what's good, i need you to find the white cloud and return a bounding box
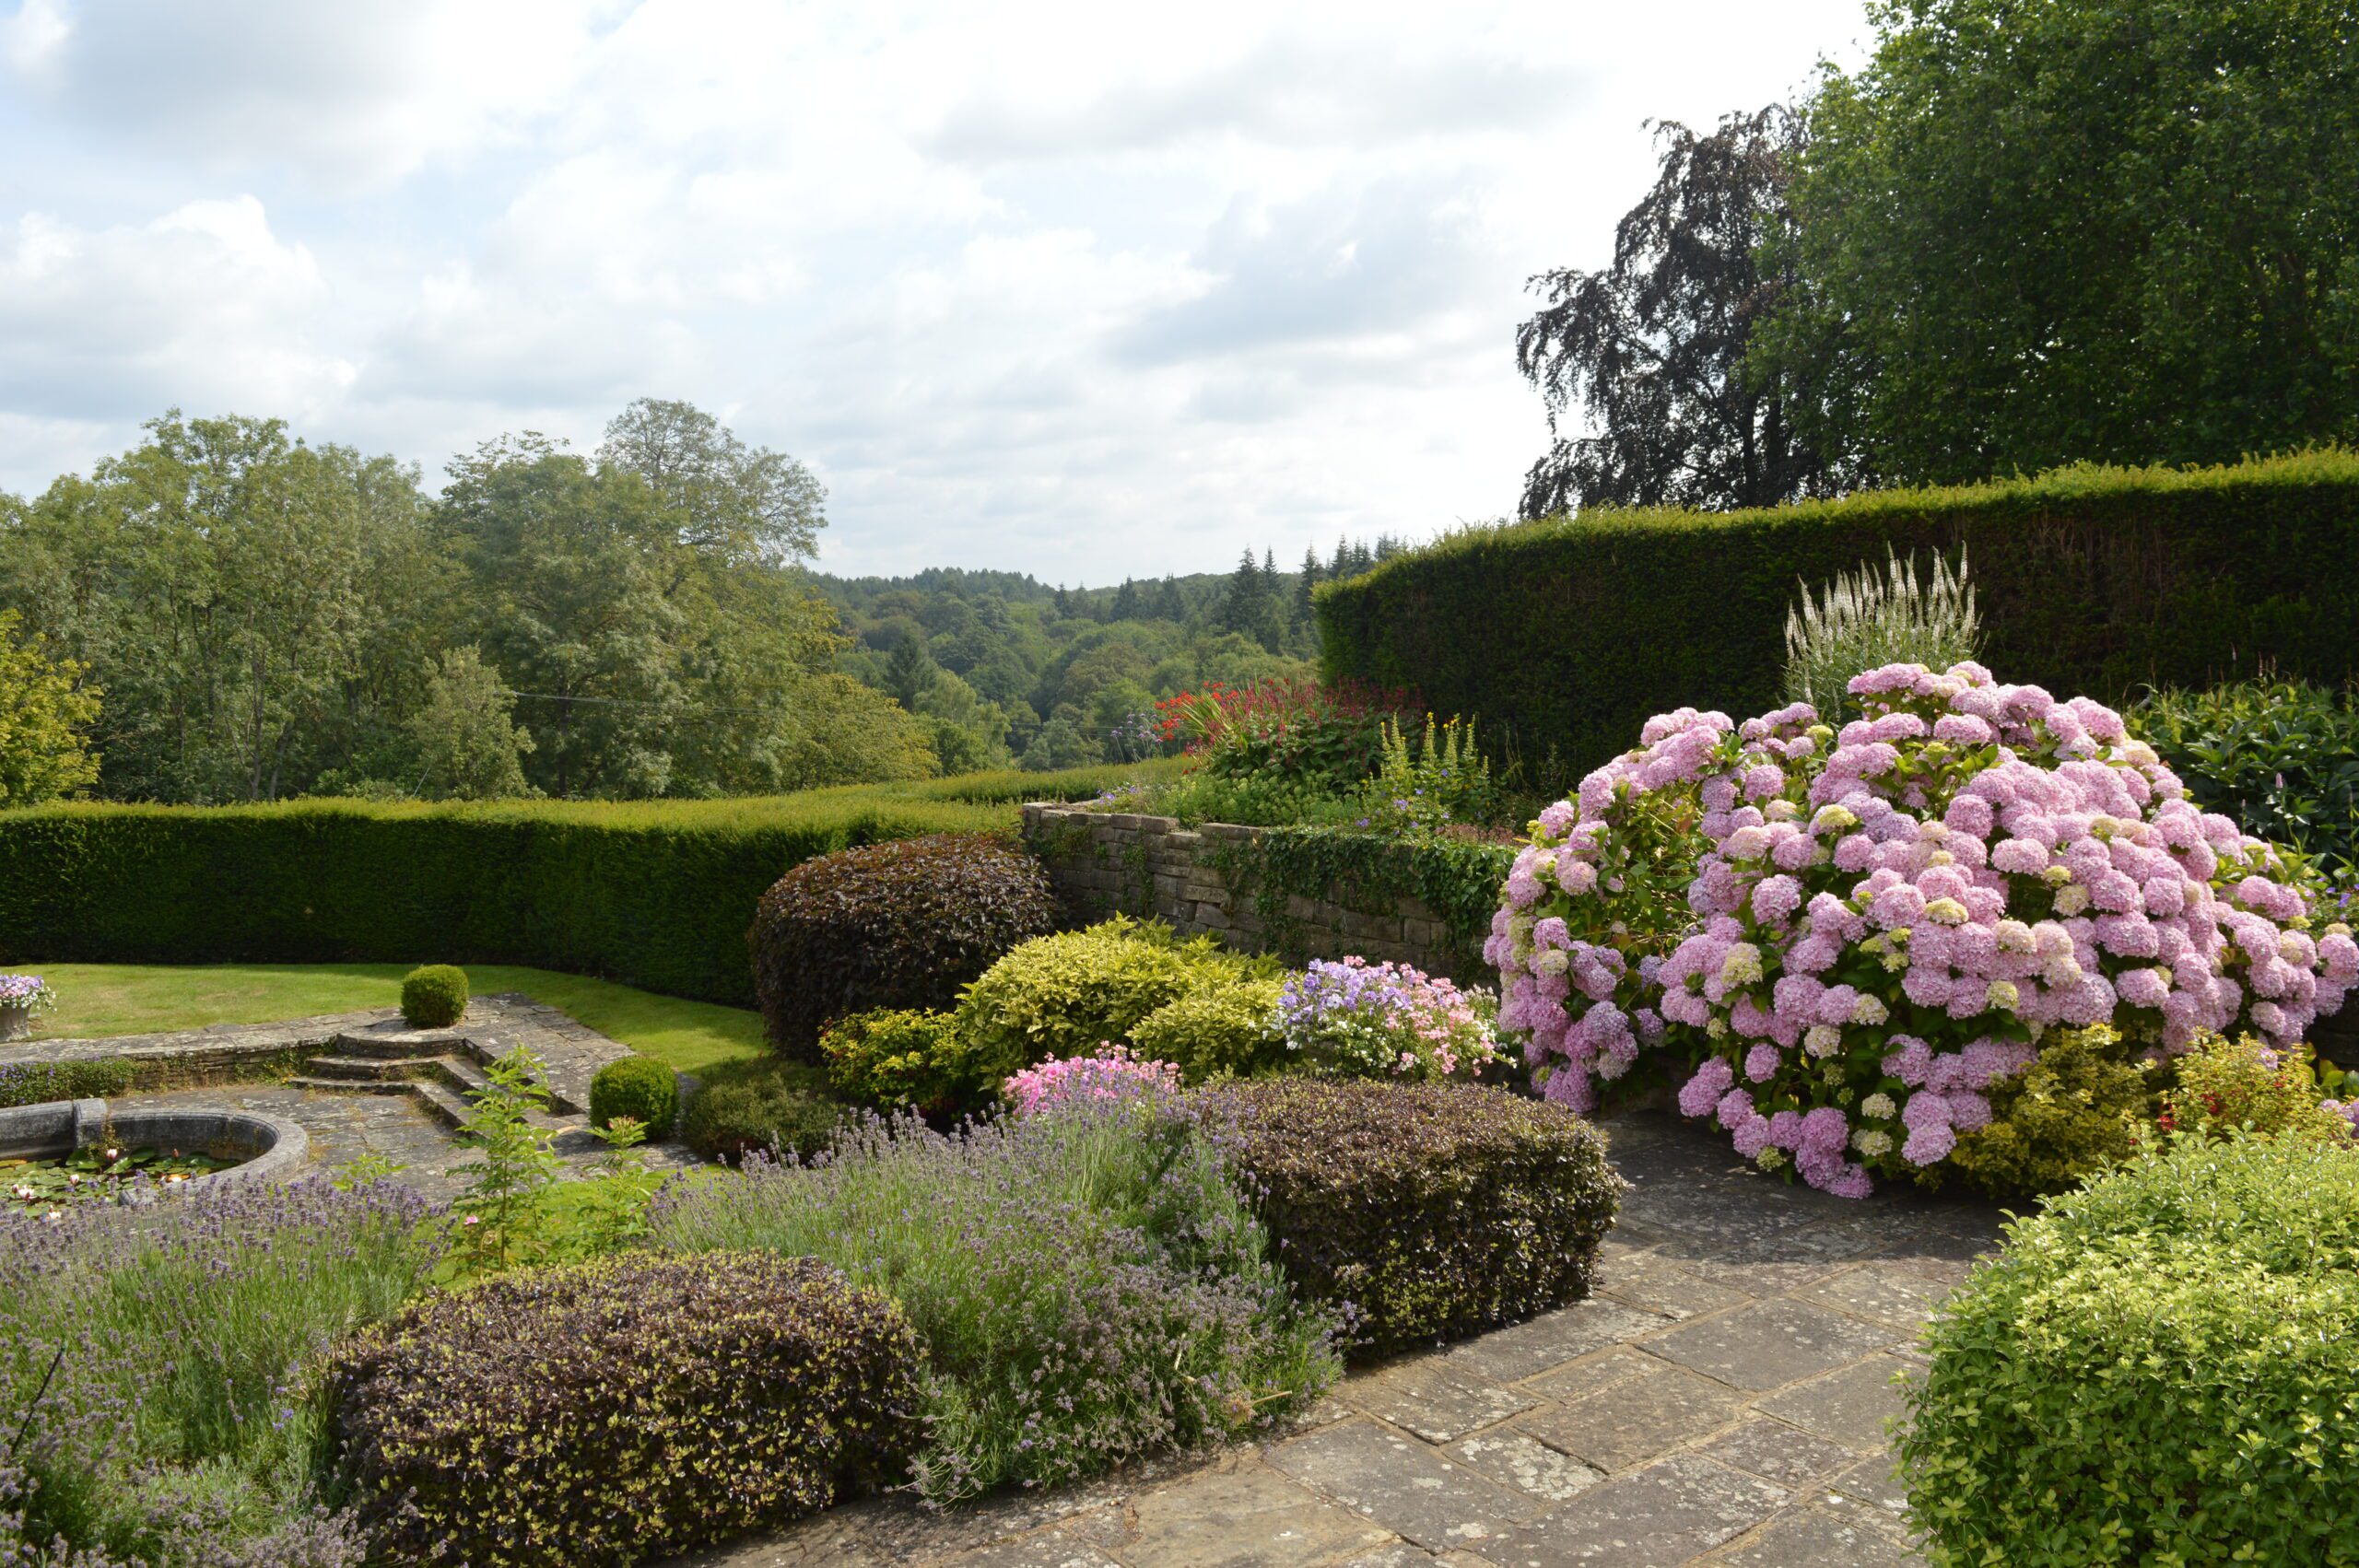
[0,196,353,422]
[0,0,1872,578]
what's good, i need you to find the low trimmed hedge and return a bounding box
[1318,450,2359,779]
[750,835,1057,1059]
[1197,1078,1619,1355]
[589,1055,678,1134]
[954,918,1267,1088]
[327,1251,922,1567]
[399,965,468,1028]
[680,1058,846,1164]
[0,1058,130,1108]
[1900,1135,2359,1565]
[0,763,1158,1007]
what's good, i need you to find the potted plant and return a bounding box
[0,975,56,1043]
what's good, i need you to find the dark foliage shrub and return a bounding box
[588,1055,677,1133]
[0,762,1146,1009]
[1318,451,2359,782]
[954,916,1264,1086]
[1198,1078,1619,1356]
[820,1008,977,1111]
[680,1057,846,1163]
[1945,1025,2154,1199]
[328,1251,922,1567]
[1901,1135,2359,1565]
[750,834,1058,1059]
[398,965,467,1028]
[2130,678,2359,881]
[0,1056,131,1108]
[651,1101,1339,1505]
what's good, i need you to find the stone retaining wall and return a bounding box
[1020,803,1481,978]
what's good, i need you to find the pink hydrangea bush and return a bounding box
[1489,661,2359,1197]
[1002,1046,1183,1117]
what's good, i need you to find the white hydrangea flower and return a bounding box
[1851,995,1889,1026]
[1860,1092,1897,1120]
[1804,1024,1843,1058]
[1853,1129,1894,1158]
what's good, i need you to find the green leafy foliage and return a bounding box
[953,917,1263,1086]
[1900,1136,2359,1566]
[1945,1025,2154,1199]
[1782,547,1980,725]
[1214,826,1516,969]
[398,964,468,1028]
[1359,713,1499,834]
[0,1056,130,1108]
[588,1054,678,1133]
[448,1049,563,1277]
[1130,977,1287,1082]
[2130,679,2359,882]
[680,1056,846,1164]
[2162,1032,2353,1146]
[1162,677,1413,791]
[1762,0,2359,486]
[749,833,1059,1059]
[651,1103,1340,1505]
[327,1251,924,1568]
[0,763,1141,1007]
[1196,1078,1619,1356]
[819,1008,975,1112]
[0,607,100,806]
[1318,451,2359,783]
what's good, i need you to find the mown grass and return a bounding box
[19,962,769,1075]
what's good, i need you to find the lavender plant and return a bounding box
[651,1101,1340,1504]
[0,1179,440,1566]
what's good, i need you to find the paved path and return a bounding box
[674,1109,2001,1568]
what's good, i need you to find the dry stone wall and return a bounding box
[1020,803,1481,979]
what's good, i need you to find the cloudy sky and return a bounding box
[0,0,1869,581]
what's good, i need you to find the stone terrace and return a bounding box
[674,1110,1999,1568]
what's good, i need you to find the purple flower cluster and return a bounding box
[1276,955,1503,1080]
[1003,1046,1183,1116]
[1491,661,2359,1196]
[0,976,53,1013]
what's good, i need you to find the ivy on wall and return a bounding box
[1205,825,1512,967]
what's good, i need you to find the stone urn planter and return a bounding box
[0,1001,30,1044]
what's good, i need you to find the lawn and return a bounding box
[18,963,769,1076]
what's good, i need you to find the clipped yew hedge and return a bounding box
[1316,451,2359,779]
[0,763,1169,1007]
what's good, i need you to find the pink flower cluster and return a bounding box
[1002,1045,1183,1117]
[1489,661,2359,1197]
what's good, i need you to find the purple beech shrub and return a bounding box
[1001,1045,1182,1117]
[1275,956,1504,1081]
[650,1100,1340,1505]
[0,1178,439,1567]
[1491,661,2359,1197]
[327,1252,921,1568]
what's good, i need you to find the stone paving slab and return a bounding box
[671,1108,1995,1567]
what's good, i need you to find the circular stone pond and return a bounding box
[0,1098,309,1207]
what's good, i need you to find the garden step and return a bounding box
[299,1053,426,1083]
[408,1079,476,1129]
[423,1055,492,1097]
[330,1024,473,1060]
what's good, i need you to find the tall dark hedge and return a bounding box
[750,834,1059,1059]
[0,764,1161,1007]
[1316,451,2359,783]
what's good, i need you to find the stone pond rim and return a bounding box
[0,1099,311,1192]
